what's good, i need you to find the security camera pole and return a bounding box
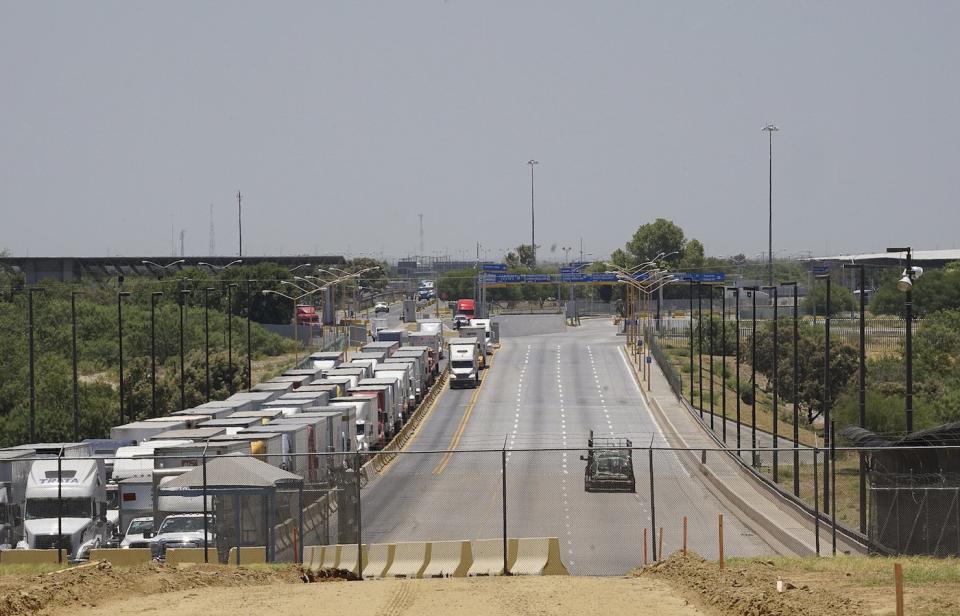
[887,246,914,433]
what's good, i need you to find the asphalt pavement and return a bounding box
[358,316,775,575]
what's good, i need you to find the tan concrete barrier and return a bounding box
[390,542,431,578]
[89,548,152,566]
[467,538,517,576]
[363,543,395,579]
[0,549,61,565]
[226,546,267,565]
[336,544,367,576]
[510,537,569,575]
[165,547,215,564]
[421,540,471,578]
[303,545,325,573]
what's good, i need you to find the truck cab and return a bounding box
[448,337,482,389]
[20,458,110,560]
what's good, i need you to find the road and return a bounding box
[358,316,774,575]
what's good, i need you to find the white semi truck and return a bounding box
[448,337,482,389]
[20,458,110,561]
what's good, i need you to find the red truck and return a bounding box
[296,305,321,325]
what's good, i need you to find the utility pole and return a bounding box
[179,229,186,258]
[528,159,538,266]
[419,213,424,257]
[237,190,243,257]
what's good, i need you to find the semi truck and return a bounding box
[448,337,482,389]
[20,458,111,561]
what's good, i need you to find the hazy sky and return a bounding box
[2,2,958,262]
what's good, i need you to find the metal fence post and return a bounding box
[57,450,63,564]
[831,420,837,556]
[502,445,509,575]
[813,446,820,556]
[648,446,657,561]
[355,449,363,579]
[202,451,209,563]
[298,484,305,565]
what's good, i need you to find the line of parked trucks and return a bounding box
[0,330,444,563]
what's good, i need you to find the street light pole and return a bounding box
[227,283,238,394]
[762,124,779,287]
[27,287,44,443]
[179,288,192,410]
[151,291,163,417]
[71,291,80,441]
[816,273,832,512]
[763,285,780,483]
[781,281,799,496]
[843,262,866,529]
[117,290,131,424]
[891,247,916,434]
[246,280,253,390]
[528,159,538,266]
[203,287,214,402]
[689,280,695,403]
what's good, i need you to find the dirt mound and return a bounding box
[0,561,306,616]
[633,552,866,616]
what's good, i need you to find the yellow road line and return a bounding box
[432,350,496,475]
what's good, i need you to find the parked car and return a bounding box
[374,302,390,314]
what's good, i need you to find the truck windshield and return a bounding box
[126,518,154,535]
[158,515,213,534]
[451,360,474,370]
[25,498,92,519]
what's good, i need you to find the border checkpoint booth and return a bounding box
[158,455,304,564]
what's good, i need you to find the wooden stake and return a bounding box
[895,563,904,616]
[682,516,687,555]
[718,514,725,570]
[643,528,649,565]
[658,527,664,561]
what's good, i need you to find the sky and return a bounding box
[2,1,958,263]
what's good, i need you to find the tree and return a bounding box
[625,219,686,265]
[745,319,858,423]
[437,269,476,301]
[679,239,705,269]
[803,280,856,316]
[505,245,536,269]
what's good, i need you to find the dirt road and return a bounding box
[48,576,702,616]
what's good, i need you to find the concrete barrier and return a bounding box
[363,543,395,579]
[89,548,152,566]
[304,545,324,573]
[510,537,569,575]
[226,546,267,565]
[390,542,431,578]
[165,548,215,564]
[0,549,61,565]
[421,540,471,578]
[467,538,517,576]
[336,544,367,576]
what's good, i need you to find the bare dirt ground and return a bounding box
[3,553,957,616]
[637,552,960,616]
[1,562,702,616]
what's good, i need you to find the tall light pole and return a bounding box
[528,159,538,266]
[762,124,779,287]
[888,247,919,434]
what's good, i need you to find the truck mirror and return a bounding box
[579,455,587,461]
[143,531,156,539]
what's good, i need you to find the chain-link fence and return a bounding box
[6,444,956,570]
